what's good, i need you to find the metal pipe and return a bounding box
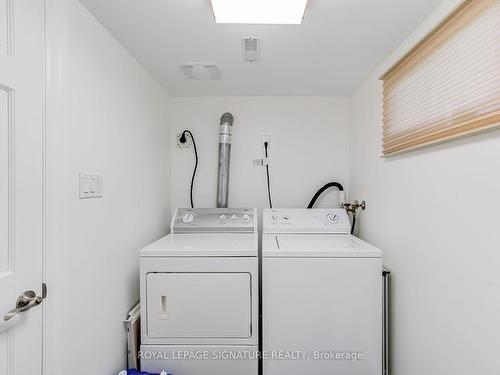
[216,113,233,208]
[382,267,391,375]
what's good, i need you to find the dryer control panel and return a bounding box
[263,208,350,234]
[172,208,257,234]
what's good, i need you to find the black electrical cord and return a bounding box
[307,182,344,208]
[351,214,356,234]
[180,130,198,208]
[264,141,273,208]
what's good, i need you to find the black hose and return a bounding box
[351,214,356,234]
[181,130,198,209]
[264,142,273,208]
[307,182,344,208]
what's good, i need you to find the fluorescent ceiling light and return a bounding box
[211,0,308,24]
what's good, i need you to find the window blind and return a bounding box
[381,0,500,156]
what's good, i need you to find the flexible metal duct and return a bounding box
[216,113,233,208]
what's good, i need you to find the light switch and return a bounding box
[79,173,103,199]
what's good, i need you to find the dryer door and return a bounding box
[146,272,252,339]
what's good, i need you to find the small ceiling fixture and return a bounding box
[211,0,308,24]
[242,38,260,63]
[179,63,222,80]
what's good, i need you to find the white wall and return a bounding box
[170,97,351,212]
[349,1,500,374]
[44,1,171,374]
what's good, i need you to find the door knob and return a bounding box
[3,283,47,321]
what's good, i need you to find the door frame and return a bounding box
[41,0,47,373]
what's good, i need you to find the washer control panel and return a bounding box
[172,208,256,234]
[263,208,350,234]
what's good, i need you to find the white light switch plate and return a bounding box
[79,173,103,199]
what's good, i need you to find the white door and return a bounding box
[146,273,252,339]
[0,0,45,374]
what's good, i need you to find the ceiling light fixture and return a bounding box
[211,0,308,24]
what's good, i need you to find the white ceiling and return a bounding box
[79,0,443,97]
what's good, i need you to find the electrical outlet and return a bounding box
[253,158,268,166]
[262,134,270,146]
[176,133,193,149]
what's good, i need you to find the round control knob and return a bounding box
[242,214,250,221]
[327,213,339,223]
[219,214,227,220]
[182,213,195,224]
[231,214,238,220]
[271,215,279,221]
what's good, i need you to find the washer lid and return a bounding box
[140,234,258,257]
[263,234,382,258]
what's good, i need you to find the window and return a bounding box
[381,0,500,156]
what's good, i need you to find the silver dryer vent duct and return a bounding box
[216,113,234,208]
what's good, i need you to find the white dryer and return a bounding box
[140,208,259,375]
[262,208,382,375]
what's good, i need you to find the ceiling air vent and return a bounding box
[179,63,222,80]
[242,38,260,63]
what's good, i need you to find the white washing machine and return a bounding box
[140,208,259,375]
[262,208,382,375]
